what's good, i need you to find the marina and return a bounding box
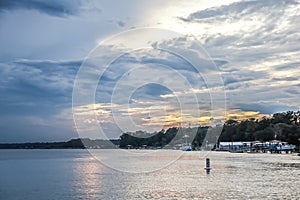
[217,140,296,154]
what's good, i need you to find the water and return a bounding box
[0,149,299,199]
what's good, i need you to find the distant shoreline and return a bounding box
[0,138,120,149]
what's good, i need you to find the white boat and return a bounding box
[276,144,295,151]
[181,145,192,151]
[181,134,192,151]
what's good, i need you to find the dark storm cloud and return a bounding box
[0,59,82,142]
[130,83,172,100]
[0,59,81,116]
[0,0,82,17]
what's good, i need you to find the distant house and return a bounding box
[219,141,254,151]
[218,140,295,153]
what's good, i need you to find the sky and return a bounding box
[0,0,300,142]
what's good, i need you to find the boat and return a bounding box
[270,142,295,153]
[181,134,192,151]
[181,145,192,151]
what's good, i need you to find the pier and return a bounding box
[217,140,296,154]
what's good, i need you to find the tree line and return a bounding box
[119,126,209,148]
[1,111,299,149]
[219,111,300,145]
[119,111,300,148]
[0,138,120,149]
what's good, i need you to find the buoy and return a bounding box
[205,158,211,175]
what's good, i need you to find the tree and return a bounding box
[254,128,274,141]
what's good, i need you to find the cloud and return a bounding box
[130,83,172,100]
[175,0,300,117]
[180,0,299,53]
[1,0,299,142]
[0,115,76,143]
[0,59,82,142]
[183,0,298,21]
[92,47,213,106]
[0,59,81,115]
[226,109,269,120]
[72,43,225,135]
[237,103,299,114]
[0,0,83,17]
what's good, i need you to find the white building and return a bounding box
[219,141,254,151]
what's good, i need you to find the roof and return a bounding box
[219,142,251,146]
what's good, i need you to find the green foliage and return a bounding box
[119,126,210,149]
[220,110,300,144]
[118,111,300,148]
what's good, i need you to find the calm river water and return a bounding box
[0,149,299,199]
